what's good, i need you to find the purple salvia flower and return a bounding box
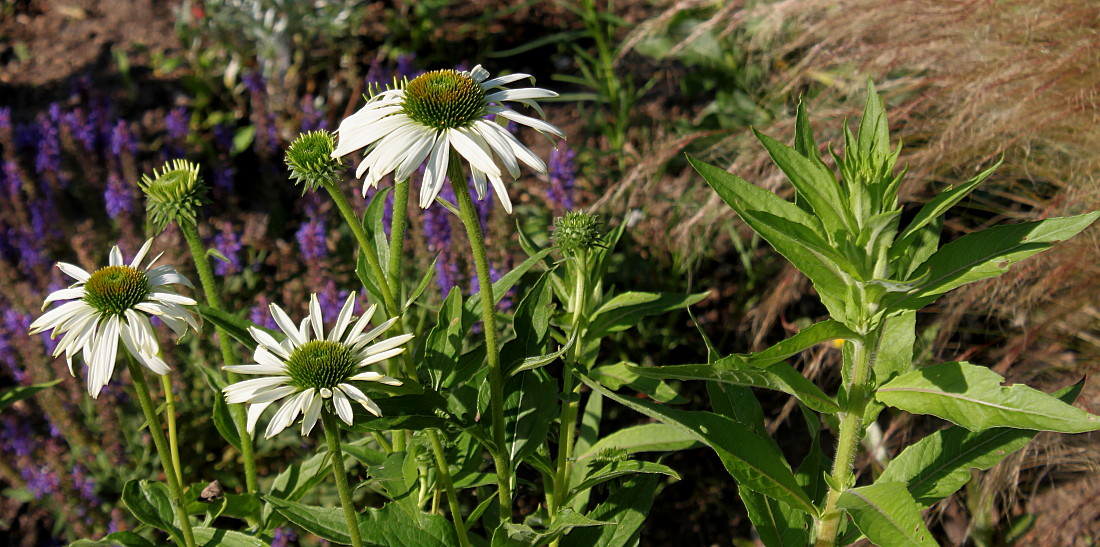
[271,527,298,547]
[110,120,137,158]
[2,160,21,198]
[0,107,10,133]
[1,415,34,456]
[243,71,265,95]
[547,144,576,211]
[0,308,28,383]
[317,281,349,320]
[34,105,62,175]
[423,191,458,294]
[71,465,100,504]
[364,57,391,94]
[296,217,327,262]
[63,108,97,152]
[166,107,190,141]
[21,465,60,499]
[250,296,280,332]
[212,224,243,276]
[14,122,38,151]
[470,178,493,230]
[104,173,136,219]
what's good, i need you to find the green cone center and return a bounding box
[402,70,487,130]
[285,340,358,390]
[83,266,150,316]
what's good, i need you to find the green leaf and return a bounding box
[501,272,555,375]
[886,211,1100,311]
[879,381,1083,507]
[564,475,659,547]
[0,379,62,413]
[232,125,255,155]
[503,368,559,467]
[363,186,392,275]
[891,159,1001,260]
[587,290,708,339]
[576,423,699,462]
[753,128,854,237]
[212,392,242,452]
[740,490,811,547]
[464,249,552,330]
[578,370,816,515]
[122,480,182,545]
[837,482,937,546]
[198,305,280,352]
[263,496,351,544]
[404,254,438,312]
[625,361,839,414]
[745,320,859,369]
[589,362,687,404]
[492,508,608,547]
[70,531,157,547]
[193,528,269,547]
[876,361,1100,433]
[567,460,679,503]
[358,502,457,547]
[689,155,856,323]
[424,288,465,390]
[872,311,915,386]
[346,392,452,432]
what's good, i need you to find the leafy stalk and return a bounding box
[124,354,196,547]
[179,220,258,494]
[322,410,363,547]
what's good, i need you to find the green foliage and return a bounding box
[0,379,62,414]
[836,482,936,546]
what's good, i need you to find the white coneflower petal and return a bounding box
[222,293,409,439]
[334,64,563,213]
[246,401,274,434]
[30,239,197,399]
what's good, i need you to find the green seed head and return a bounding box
[139,159,209,232]
[83,266,151,316]
[401,69,487,130]
[285,340,358,391]
[552,211,604,257]
[286,130,343,193]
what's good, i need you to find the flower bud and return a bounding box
[139,159,209,231]
[285,130,343,193]
[552,211,603,257]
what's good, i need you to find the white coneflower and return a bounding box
[223,293,409,439]
[29,239,200,398]
[332,64,564,214]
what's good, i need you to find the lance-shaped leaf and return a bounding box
[565,475,659,547]
[576,423,699,462]
[424,288,465,390]
[837,481,937,546]
[578,370,816,515]
[890,159,1001,264]
[500,272,555,375]
[879,382,1083,507]
[744,320,859,368]
[0,379,61,413]
[624,361,838,413]
[192,529,269,547]
[754,129,855,237]
[463,248,552,331]
[503,368,559,468]
[740,490,811,547]
[492,509,609,547]
[566,460,680,503]
[587,290,708,340]
[876,362,1100,433]
[589,362,686,404]
[689,155,857,323]
[885,211,1100,311]
[70,532,157,547]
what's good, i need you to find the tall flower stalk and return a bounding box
[139,160,259,494]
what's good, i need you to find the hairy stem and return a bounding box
[179,220,258,494]
[428,430,472,547]
[159,373,183,487]
[125,355,196,547]
[452,168,512,523]
[322,411,363,547]
[323,181,398,317]
[549,251,588,530]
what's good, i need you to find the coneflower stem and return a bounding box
[549,250,587,534]
[179,220,259,495]
[125,354,196,547]
[322,411,363,547]
[159,374,183,487]
[323,181,399,318]
[452,168,512,523]
[428,429,471,547]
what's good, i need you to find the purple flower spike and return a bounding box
[110,120,137,158]
[271,527,298,547]
[212,224,243,276]
[296,217,327,262]
[166,107,190,141]
[104,173,136,219]
[547,143,576,211]
[34,105,62,175]
[63,108,97,152]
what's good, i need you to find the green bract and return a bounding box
[139,159,209,231]
[553,211,603,257]
[286,130,344,192]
